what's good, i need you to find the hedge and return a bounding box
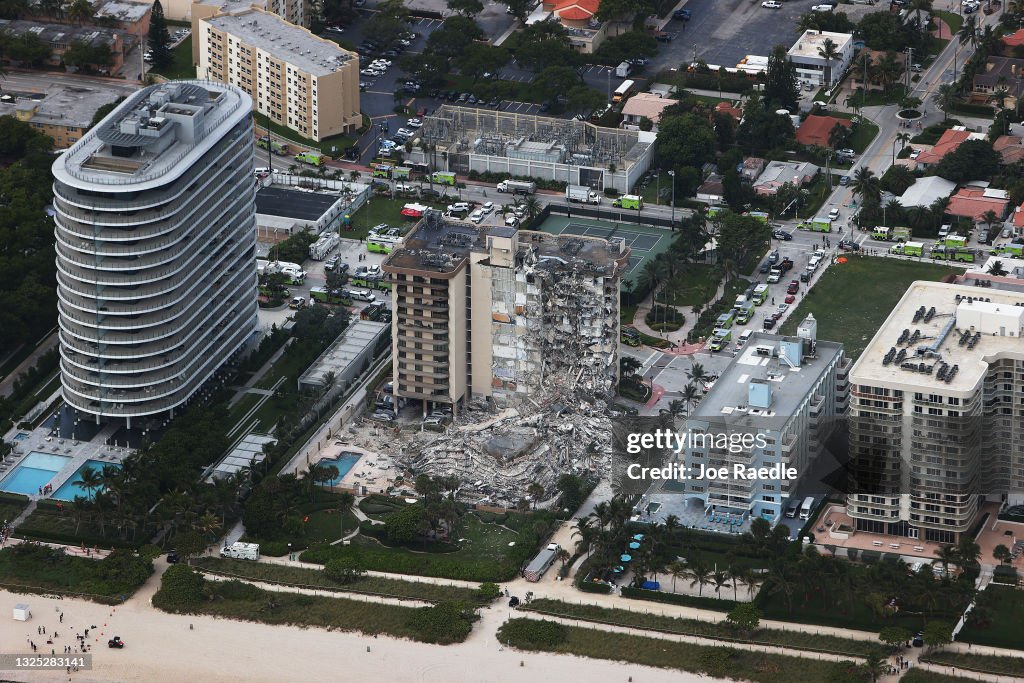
[467,170,567,192]
[621,586,737,612]
[577,580,613,594]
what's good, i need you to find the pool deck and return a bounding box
[0,419,132,503]
[282,439,400,495]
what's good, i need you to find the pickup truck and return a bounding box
[767,268,782,283]
[778,257,794,273]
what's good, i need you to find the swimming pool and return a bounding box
[0,452,72,495]
[316,452,361,486]
[52,460,122,501]
[13,433,29,441]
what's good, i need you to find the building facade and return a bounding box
[787,30,854,88]
[847,281,1024,544]
[197,7,360,141]
[382,214,629,412]
[674,321,849,521]
[51,81,258,426]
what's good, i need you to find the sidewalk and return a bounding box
[630,276,728,353]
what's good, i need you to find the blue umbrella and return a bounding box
[620,554,632,562]
[613,566,624,573]
[629,542,641,550]
[633,534,645,541]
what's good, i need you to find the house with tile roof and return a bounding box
[753,160,819,196]
[542,0,625,53]
[946,185,1010,222]
[971,56,1024,110]
[795,114,852,148]
[914,127,986,168]
[620,93,677,131]
[994,134,1024,165]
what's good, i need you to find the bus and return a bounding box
[612,79,636,104]
[367,234,403,254]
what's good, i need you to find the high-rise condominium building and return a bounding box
[848,281,1024,543]
[197,7,361,142]
[52,81,258,427]
[381,214,630,412]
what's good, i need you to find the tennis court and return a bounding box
[538,215,671,284]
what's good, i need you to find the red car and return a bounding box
[785,294,796,304]
[787,280,800,295]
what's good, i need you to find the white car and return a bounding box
[407,118,422,128]
[482,201,494,213]
[469,209,485,223]
[379,139,397,150]
[371,59,392,67]
[910,149,921,160]
[396,127,415,137]
[811,3,834,10]
[828,208,840,221]
[448,202,471,213]
[361,68,382,77]
[761,1,781,8]
[394,182,414,192]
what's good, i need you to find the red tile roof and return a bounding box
[794,115,852,148]
[946,187,1010,221]
[1013,203,1024,228]
[1003,28,1024,48]
[554,0,598,20]
[714,101,742,120]
[915,128,972,165]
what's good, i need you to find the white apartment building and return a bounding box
[197,7,361,142]
[848,281,1024,543]
[788,30,854,88]
[51,81,258,426]
[675,319,850,521]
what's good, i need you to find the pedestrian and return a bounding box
[771,297,775,304]
[59,612,63,623]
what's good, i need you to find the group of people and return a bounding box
[26,609,95,667]
[37,483,53,496]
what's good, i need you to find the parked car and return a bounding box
[407,117,422,128]
[787,280,800,295]
[910,148,921,160]
[767,250,780,265]
[421,187,441,198]
[784,294,796,304]
[763,316,776,329]
[773,230,793,241]
[838,239,861,251]
[761,1,781,7]
[828,208,840,221]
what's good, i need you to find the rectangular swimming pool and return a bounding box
[316,452,361,486]
[52,460,122,501]
[0,452,72,496]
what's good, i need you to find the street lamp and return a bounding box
[667,170,676,230]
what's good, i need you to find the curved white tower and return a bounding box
[52,81,257,426]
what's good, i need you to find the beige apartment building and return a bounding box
[190,0,309,62]
[382,214,630,412]
[848,281,1024,544]
[197,7,360,141]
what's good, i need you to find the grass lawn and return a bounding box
[779,256,961,359]
[661,263,721,307]
[151,36,195,81]
[302,511,536,582]
[252,111,355,157]
[344,196,451,241]
[851,85,907,108]
[524,598,886,658]
[301,507,361,545]
[497,619,870,682]
[849,119,880,154]
[921,650,1024,677]
[902,671,972,683]
[933,10,963,36]
[14,501,141,548]
[957,585,1024,649]
[0,544,151,603]
[0,493,29,523]
[193,556,482,602]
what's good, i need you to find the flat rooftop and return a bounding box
[0,83,126,130]
[207,433,275,481]
[256,185,343,221]
[206,9,355,77]
[853,280,1024,394]
[298,319,389,388]
[0,19,126,48]
[95,0,150,23]
[694,332,844,425]
[383,215,629,277]
[788,30,853,60]
[52,81,251,191]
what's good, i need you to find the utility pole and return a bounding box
[668,169,676,230]
[904,47,914,91]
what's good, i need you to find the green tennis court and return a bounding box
[538,215,671,284]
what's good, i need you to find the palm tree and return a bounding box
[726,564,745,602]
[909,0,932,30]
[66,0,94,24]
[932,544,959,576]
[742,568,761,600]
[981,210,999,234]
[852,167,882,207]
[930,196,951,228]
[572,517,596,557]
[861,655,888,682]
[686,362,708,385]
[686,561,713,596]
[958,15,979,51]
[666,399,687,420]
[681,382,699,415]
[522,196,541,224]
[893,131,911,163]
[876,51,902,93]
[619,355,642,378]
[712,570,729,598]
[668,560,687,593]
[957,537,981,568]
[988,260,1008,276]
[817,38,841,88]
[74,466,102,501]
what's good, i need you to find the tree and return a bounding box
[505,0,532,21]
[935,139,1001,183]
[154,565,206,609]
[425,15,483,59]
[763,45,799,111]
[933,83,957,122]
[654,113,716,171]
[506,22,578,72]
[533,65,583,104]
[993,543,1012,564]
[526,482,545,508]
[173,530,206,564]
[736,93,795,155]
[828,122,852,150]
[64,41,114,69]
[363,12,407,50]
[566,86,606,116]
[324,556,366,583]
[447,0,482,14]
[725,603,761,633]
[595,0,652,21]
[878,626,912,650]
[817,38,842,88]
[956,537,981,568]
[593,30,657,65]
[922,620,953,651]
[852,167,882,207]
[717,213,771,269]
[687,362,708,384]
[686,561,713,596]
[861,655,888,683]
[932,544,959,576]
[384,504,424,544]
[148,0,173,69]
[620,355,642,377]
[456,43,509,81]
[556,473,585,511]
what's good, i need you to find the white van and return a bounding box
[808,254,823,270]
[737,330,753,349]
[221,542,260,561]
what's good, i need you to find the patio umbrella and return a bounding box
[629,542,641,550]
[620,554,632,562]
[613,566,624,573]
[633,534,644,541]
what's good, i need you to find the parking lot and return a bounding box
[651,0,809,70]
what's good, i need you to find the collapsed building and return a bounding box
[373,212,631,502]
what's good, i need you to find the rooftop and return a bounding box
[383,213,629,277]
[298,319,389,388]
[552,0,599,21]
[620,92,677,123]
[788,30,853,60]
[205,8,355,77]
[754,160,819,188]
[898,175,956,208]
[0,18,126,47]
[794,114,852,147]
[946,186,1010,221]
[52,80,252,191]
[693,330,844,425]
[994,134,1024,165]
[916,127,985,165]
[853,280,1024,394]
[0,82,126,130]
[256,185,344,221]
[95,0,151,23]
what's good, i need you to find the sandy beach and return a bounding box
[0,573,723,683]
